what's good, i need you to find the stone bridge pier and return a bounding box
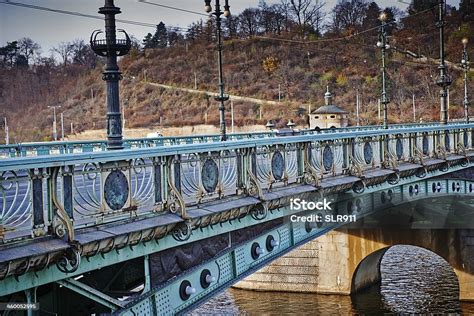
[234,227,474,301]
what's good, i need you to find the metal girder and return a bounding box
[117,192,474,315]
[56,278,126,311]
[1,177,473,298]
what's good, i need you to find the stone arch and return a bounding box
[351,247,389,293]
[351,244,460,314]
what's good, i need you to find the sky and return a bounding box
[0,0,460,56]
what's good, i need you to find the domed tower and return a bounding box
[309,87,348,129]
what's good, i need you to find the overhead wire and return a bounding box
[136,0,208,17]
[0,0,189,31]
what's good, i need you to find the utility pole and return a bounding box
[194,71,198,90]
[356,89,360,126]
[461,38,470,123]
[4,117,9,145]
[231,99,234,133]
[48,105,61,141]
[436,0,451,125]
[60,112,64,141]
[278,84,281,102]
[412,93,416,123]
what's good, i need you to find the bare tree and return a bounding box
[282,0,326,35]
[51,42,74,67]
[330,0,369,35]
[17,37,41,65]
[238,8,261,37]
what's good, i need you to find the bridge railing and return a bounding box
[1,122,469,159]
[0,123,472,244]
[0,131,275,158]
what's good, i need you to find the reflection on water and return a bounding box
[193,244,472,315]
[192,289,474,315]
[380,245,460,314]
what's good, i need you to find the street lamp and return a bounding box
[204,0,231,141]
[461,38,470,123]
[377,12,390,129]
[90,0,131,150]
[435,0,452,125]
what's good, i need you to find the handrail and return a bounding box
[1,123,472,171]
[0,122,469,158]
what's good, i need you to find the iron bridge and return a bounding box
[0,122,473,314]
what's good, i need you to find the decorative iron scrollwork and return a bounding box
[436,144,448,160]
[387,172,400,185]
[167,163,188,218]
[51,167,75,242]
[56,246,81,274]
[383,152,398,169]
[348,154,364,177]
[303,160,319,186]
[415,167,427,178]
[246,169,263,199]
[352,180,366,194]
[171,221,192,242]
[250,204,268,221]
[413,147,425,165]
[439,162,450,172]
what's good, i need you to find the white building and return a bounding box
[309,87,348,130]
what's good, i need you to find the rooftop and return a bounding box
[310,86,348,114]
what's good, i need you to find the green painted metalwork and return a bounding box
[0,122,473,312]
[0,176,472,297]
[56,279,125,311]
[0,131,275,158]
[0,123,471,243]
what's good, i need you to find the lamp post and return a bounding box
[204,0,231,141]
[90,0,131,150]
[377,12,390,129]
[461,38,470,123]
[436,0,451,125]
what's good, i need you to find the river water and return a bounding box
[192,244,474,315]
[192,288,474,315]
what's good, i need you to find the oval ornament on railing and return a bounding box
[201,158,219,193]
[363,142,373,165]
[323,145,333,172]
[271,151,284,180]
[396,138,403,160]
[445,131,450,151]
[422,135,429,155]
[104,170,129,210]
